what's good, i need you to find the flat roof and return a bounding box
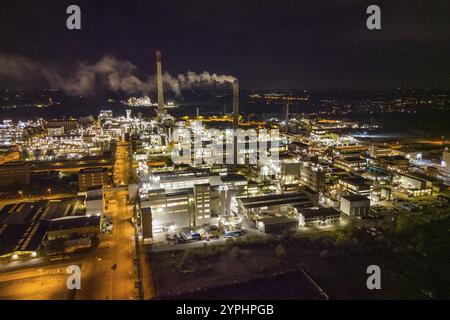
[159,172,219,183]
[401,172,437,183]
[0,201,44,224]
[79,167,108,173]
[339,176,371,187]
[257,216,298,226]
[379,155,408,161]
[154,168,215,177]
[0,220,48,256]
[86,192,103,201]
[239,192,313,209]
[0,196,88,256]
[299,208,340,219]
[194,183,210,188]
[341,195,370,202]
[44,197,86,219]
[335,156,364,162]
[0,197,86,224]
[48,216,100,232]
[166,189,191,197]
[221,174,247,182]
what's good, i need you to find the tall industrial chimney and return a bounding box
[284,103,289,134]
[232,80,239,164]
[232,80,239,131]
[156,50,165,117]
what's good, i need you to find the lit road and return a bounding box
[111,140,156,299]
[106,189,137,300]
[0,263,76,300]
[113,142,131,186]
[75,189,137,300]
[76,140,136,299]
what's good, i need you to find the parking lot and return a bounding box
[150,224,266,252]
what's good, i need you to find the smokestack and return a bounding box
[196,107,199,118]
[232,80,239,165]
[232,80,239,131]
[156,50,165,117]
[285,103,289,134]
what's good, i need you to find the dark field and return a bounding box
[149,231,425,300]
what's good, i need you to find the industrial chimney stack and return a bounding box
[232,80,239,131]
[285,103,289,134]
[156,50,166,117]
[232,80,239,164]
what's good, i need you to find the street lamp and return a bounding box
[47,188,52,195]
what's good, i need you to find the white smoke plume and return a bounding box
[0,54,235,96]
[163,71,237,95]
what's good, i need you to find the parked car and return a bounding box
[174,233,187,244]
[189,231,202,241]
[224,230,241,238]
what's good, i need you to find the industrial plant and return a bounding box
[1,0,450,306]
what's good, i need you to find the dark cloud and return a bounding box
[0,0,449,89]
[0,54,236,95]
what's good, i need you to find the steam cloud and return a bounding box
[162,71,236,95]
[0,54,236,95]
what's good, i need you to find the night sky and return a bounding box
[0,0,449,90]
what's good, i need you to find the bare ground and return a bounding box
[148,235,422,300]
